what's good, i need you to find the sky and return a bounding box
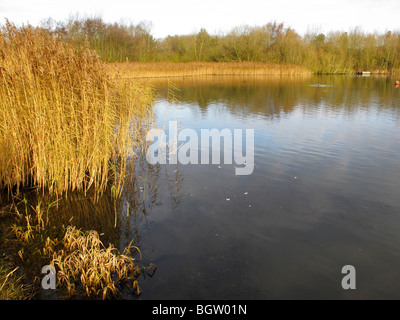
[1,0,400,38]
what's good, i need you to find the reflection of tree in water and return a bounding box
[179,81,301,119]
[154,76,308,119]
[154,75,400,121]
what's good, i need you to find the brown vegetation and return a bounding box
[52,225,155,299]
[0,22,155,299]
[0,22,154,196]
[106,61,312,79]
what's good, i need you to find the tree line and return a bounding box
[37,17,400,73]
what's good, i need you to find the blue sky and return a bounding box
[1,0,400,38]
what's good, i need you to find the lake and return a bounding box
[118,75,400,299]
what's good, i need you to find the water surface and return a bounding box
[122,75,400,299]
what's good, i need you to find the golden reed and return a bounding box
[0,22,154,196]
[106,61,312,79]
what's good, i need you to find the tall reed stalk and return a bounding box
[0,22,153,196]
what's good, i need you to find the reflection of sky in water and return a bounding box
[131,76,400,299]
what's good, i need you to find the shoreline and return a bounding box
[105,62,398,80]
[105,61,313,79]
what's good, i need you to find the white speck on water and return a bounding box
[226,198,230,201]
[244,192,248,195]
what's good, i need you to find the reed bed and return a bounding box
[137,73,313,88]
[8,197,155,299]
[0,22,154,196]
[106,61,312,79]
[51,225,153,299]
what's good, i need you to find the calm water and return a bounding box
[118,75,400,299]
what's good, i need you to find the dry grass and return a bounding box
[0,22,154,197]
[106,61,312,79]
[137,73,313,88]
[8,196,155,299]
[51,225,155,299]
[0,263,31,300]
